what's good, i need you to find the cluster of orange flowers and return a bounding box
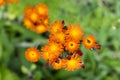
[0,0,18,6]
[24,3,101,71]
[23,4,49,34]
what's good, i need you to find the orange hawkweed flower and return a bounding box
[35,3,48,17]
[49,31,65,44]
[48,41,63,55]
[24,6,33,18]
[23,4,49,34]
[0,0,5,6]
[64,39,80,53]
[52,58,66,70]
[23,18,34,30]
[42,41,63,56]
[25,48,40,62]
[24,6,40,22]
[66,24,84,41]
[49,20,64,34]
[28,10,40,23]
[35,24,48,34]
[42,41,63,63]
[23,3,100,71]
[82,34,96,49]
[65,54,82,71]
[42,51,58,63]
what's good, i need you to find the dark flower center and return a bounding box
[87,39,91,43]
[70,43,73,46]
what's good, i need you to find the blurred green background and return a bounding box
[0,0,120,80]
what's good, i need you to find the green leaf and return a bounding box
[0,64,20,80]
[34,71,42,80]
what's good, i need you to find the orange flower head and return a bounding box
[29,10,40,22]
[23,18,34,30]
[0,0,5,6]
[36,17,49,27]
[24,6,33,18]
[49,31,65,44]
[35,3,48,17]
[65,54,82,71]
[45,41,63,56]
[24,6,40,22]
[52,58,67,70]
[25,48,40,62]
[66,24,84,41]
[43,18,49,26]
[82,34,96,49]
[42,41,63,63]
[23,3,50,34]
[64,39,80,53]
[42,51,57,63]
[35,24,48,34]
[42,51,50,61]
[49,20,64,34]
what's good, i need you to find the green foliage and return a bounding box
[0,0,120,80]
[0,65,20,80]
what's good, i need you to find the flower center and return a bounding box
[87,39,91,43]
[69,42,75,47]
[30,51,36,58]
[70,43,73,46]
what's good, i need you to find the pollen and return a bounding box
[25,48,40,62]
